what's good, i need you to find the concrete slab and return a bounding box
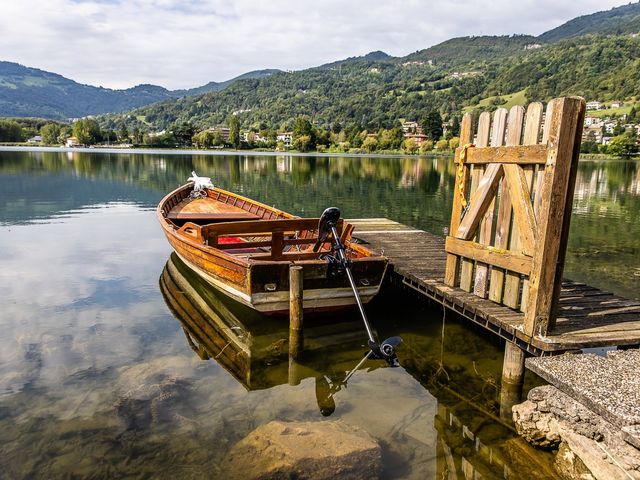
[526,349,640,449]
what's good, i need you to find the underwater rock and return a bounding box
[220,420,382,480]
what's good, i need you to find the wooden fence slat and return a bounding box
[508,102,543,310]
[474,108,507,298]
[523,97,585,336]
[460,111,491,291]
[453,144,547,165]
[503,164,537,256]
[489,105,524,303]
[455,164,503,240]
[445,237,532,275]
[445,112,474,287]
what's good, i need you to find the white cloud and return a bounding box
[0,0,630,89]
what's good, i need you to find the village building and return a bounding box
[584,116,602,127]
[401,121,422,134]
[276,132,293,147]
[585,100,603,110]
[207,127,230,142]
[581,126,603,144]
[404,133,429,145]
[65,136,80,147]
[242,131,268,144]
[27,135,42,143]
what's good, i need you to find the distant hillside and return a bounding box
[403,35,540,68]
[539,2,640,42]
[0,62,280,119]
[487,35,640,102]
[319,51,393,69]
[104,30,640,134]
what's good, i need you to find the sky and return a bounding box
[0,0,632,90]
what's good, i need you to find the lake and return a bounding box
[0,148,638,478]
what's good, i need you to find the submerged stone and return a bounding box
[220,420,382,480]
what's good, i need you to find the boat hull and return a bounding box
[176,251,383,314]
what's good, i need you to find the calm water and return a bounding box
[0,148,638,479]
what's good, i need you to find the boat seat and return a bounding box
[166,212,261,223]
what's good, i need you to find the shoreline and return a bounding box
[0,145,453,159]
[1,145,637,161]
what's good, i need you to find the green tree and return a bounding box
[402,138,418,154]
[72,119,101,145]
[448,137,460,151]
[424,111,443,140]
[40,123,62,145]
[362,136,378,153]
[419,139,434,153]
[612,122,625,136]
[580,131,599,154]
[172,122,195,146]
[117,123,129,143]
[607,132,639,157]
[293,134,312,152]
[132,127,143,144]
[228,115,240,148]
[435,139,449,151]
[293,117,316,147]
[0,120,24,142]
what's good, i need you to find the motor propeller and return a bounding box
[317,207,402,366]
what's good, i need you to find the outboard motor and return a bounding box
[316,207,402,366]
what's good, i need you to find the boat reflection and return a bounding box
[160,252,387,412]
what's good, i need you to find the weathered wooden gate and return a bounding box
[444,96,585,337]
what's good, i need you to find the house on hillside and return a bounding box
[581,126,603,144]
[610,101,622,109]
[207,127,230,142]
[584,116,603,127]
[586,101,603,110]
[243,131,267,144]
[401,121,423,135]
[276,132,292,147]
[404,133,429,145]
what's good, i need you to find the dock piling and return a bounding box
[500,342,526,419]
[501,341,526,385]
[288,265,304,359]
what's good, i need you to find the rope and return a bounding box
[457,143,475,212]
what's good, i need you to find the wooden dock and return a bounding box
[350,218,640,356]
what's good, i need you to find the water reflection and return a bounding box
[0,149,635,478]
[160,252,389,414]
[160,252,556,478]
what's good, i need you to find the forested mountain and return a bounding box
[403,35,539,68]
[487,35,640,101]
[539,2,640,42]
[0,62,279,119]
[101,30,639,135]
[3,2,640,128]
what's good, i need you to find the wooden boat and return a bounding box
[156,176,388,314]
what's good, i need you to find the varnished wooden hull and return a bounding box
[157,183,387,314]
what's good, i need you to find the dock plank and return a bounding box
[350,218,640,354]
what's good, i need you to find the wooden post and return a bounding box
[523,97,585,336]
[501,342,525,385]
[289,265,303,359]
[445,112,474,287]
[288,355,301,386]
[500,342,525,420]
[500,381,523,421]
